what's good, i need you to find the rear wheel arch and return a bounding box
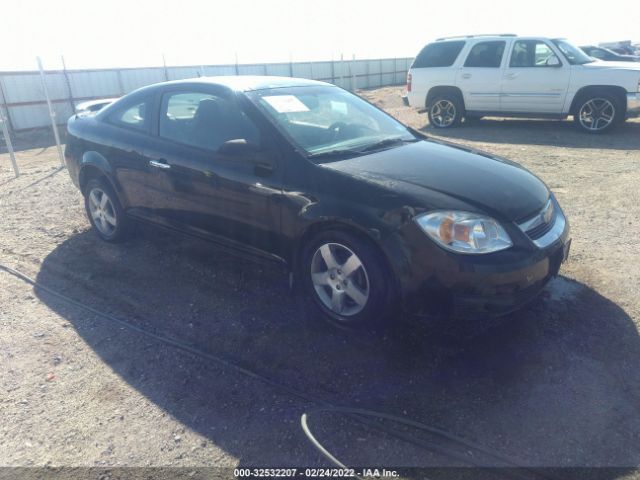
[78,153,125,206]
[426,86,466,111]
[79,164,109,195]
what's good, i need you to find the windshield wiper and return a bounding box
[359,136,419,153]
[307,148,363,160]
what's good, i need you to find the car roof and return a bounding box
[434,34,560,43]
[148,75,332,92]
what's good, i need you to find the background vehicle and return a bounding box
[405,34,640,133]
[65,76,570,327]
[580,45,640,62]
[74,98,118,114]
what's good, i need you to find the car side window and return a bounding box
[413,41,466,68]
[159,91,260,151]
[590,49,605,59]
[463,41,505,68]
[509,40,558,67]
[108,100,150,132]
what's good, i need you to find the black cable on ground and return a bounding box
[0,262,557,480]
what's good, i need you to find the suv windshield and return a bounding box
[249,86,416,160]
[552,39,595,65]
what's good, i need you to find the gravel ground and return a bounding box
[1,86,639,478]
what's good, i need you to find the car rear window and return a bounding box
[412,41,466,68]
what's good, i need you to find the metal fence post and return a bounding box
[162,54,169,81]
[351,54,356,91]
[61,55,75,113]
[36,57,65,167]
[339,53,344,89]
[0,105,19,177]
[0,76,15,134]
[116,69,125,95]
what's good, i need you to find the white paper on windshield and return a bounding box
[263,95,310,113]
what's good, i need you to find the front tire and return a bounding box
[301,230,393,328]
[84,178,132,243]
[573,93,621,133]
[427,94,463,128]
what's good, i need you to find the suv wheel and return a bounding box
[302,230,392,328]
[427,94,463,128]
[84,178,131,242]
[574,93,621,133]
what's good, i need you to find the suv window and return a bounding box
[510,40,557,67]
[108,100,149,131]
[413,41,465,68]
[463,41,505,68]
[159,91,260,151]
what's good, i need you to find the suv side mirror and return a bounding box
[219,138,260,156]
[546,55,561,67]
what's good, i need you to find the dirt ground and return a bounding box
[1,86,639,479]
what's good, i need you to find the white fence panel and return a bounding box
[1,57,413,132]
[68,70,121,99]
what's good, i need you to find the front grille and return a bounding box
[517,198,563,247]
[525,213,555,240]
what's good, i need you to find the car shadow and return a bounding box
[421,118,640,151]
[34,225,640,476]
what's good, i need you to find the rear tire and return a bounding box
[427,94,463,128]
[301,230,394,329]
[84,178,132,243]
[573,92,622,133]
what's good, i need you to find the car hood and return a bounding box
[583,60,640,70]
[323,140,550,221]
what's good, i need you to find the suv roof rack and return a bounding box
[436,34,517,41]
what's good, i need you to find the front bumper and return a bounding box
[627,93,640,118]
[398,213,571,319]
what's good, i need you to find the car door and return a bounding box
[456,40,507,112]
[104,93,168,214]
[500,39,571,114]
[142,87,283,256]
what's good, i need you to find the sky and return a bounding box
[1,0,638,71]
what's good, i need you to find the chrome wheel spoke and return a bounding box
[89,190,100,210]
[319,244,338,269]
[340,254,361,278]
[103,210,117,227]
[311,271,330,286]
[331,289,345,313]
[344,282,367,306]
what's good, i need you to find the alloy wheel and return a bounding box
[430,99,457,127]
[88,187,117,236]
[310,242,370,317]
[578,98,615,132]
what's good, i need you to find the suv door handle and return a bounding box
[504,72,517,79]
[461,73,472,79]
[149,159,171,169]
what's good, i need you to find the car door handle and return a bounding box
[504,72,517,79]
[149,159,171,169]
[461,73,472,79]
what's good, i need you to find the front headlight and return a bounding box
[415,211,512,254]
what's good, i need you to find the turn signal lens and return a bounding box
[416,211,512,254]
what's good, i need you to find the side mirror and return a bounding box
[218,138,260,156]
[546,55,561,67]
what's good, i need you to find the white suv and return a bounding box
[404,34,640,133]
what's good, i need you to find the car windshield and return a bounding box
[552,39,595,65]
[249,86,416,161]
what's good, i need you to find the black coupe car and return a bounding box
[65,76,570,326]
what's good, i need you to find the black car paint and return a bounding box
[65,77,569,318]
